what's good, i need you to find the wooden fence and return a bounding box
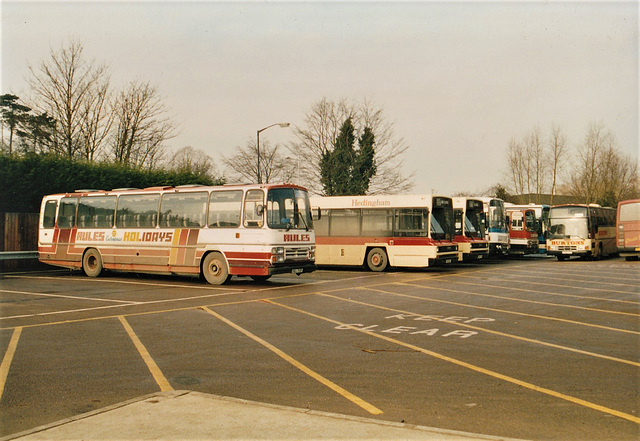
[1,212,41,271]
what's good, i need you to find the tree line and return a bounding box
[221,97,412,195]
[2,40,412,198]
[2,41,178,168]
[504,123,639,207]
[3,39,636,206]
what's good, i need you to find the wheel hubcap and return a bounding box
[209,262,221,276]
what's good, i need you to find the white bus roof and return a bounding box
[44,183,309,199]
[452,197,484,208]
[310,194,450,210]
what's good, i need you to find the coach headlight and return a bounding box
[271,247,285,263]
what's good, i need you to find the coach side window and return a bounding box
[77,196,116,228]
[208,190,242,228]
[116,194,159,228]
[160,192,207,228]
[57,197,78,229]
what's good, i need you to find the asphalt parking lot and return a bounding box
[0,256,638,440]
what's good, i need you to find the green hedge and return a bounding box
[0,154,225,213]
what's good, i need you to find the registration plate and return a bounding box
[445,259,452,264]
[292,268,303,274]
[562,251,572,255]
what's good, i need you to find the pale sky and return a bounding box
[2,1,638,195]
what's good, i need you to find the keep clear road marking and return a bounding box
[201,306,383,416]
[265,299,640,425]
[0,327,22,401]
[319,292,640,368]
[118,316,173,392]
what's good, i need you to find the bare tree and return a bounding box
[222,140,296,184]
[566,123,610,203]
[506,122,638,205]
[27,40,110,158]
[506,126,553,202]
[110,80,176,168]
[170,146,217,180]
[548,125,567,205]
[506,136,527,197]
[288,97,413,195]
[80,75,113,161]
[595,136,639,205]
[527,126,547,202]
[562,122,640,204]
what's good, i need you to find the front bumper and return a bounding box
[269,263,317,276]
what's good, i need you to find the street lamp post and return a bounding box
[257,122,290,184]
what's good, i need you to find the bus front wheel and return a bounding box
[202,252,231,285]
[83,248,103,277]
[366,248,388,272]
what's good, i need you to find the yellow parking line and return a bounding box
[268,299,640,425]
[0,292,315,332]
[498,266,640,286]
[118,316,173,392]
[453,273,640,300]
[201,306,383,415]
[319,292,640,367]
[0,327,22,401]
[392,284,640,335]
[433,280,640,316]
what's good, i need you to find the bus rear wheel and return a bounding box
[366,247,388,272]
[83,248,103,277]
[202,252,230,285]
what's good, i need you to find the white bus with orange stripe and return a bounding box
[310,194,459,271]
[38,183,316,284]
